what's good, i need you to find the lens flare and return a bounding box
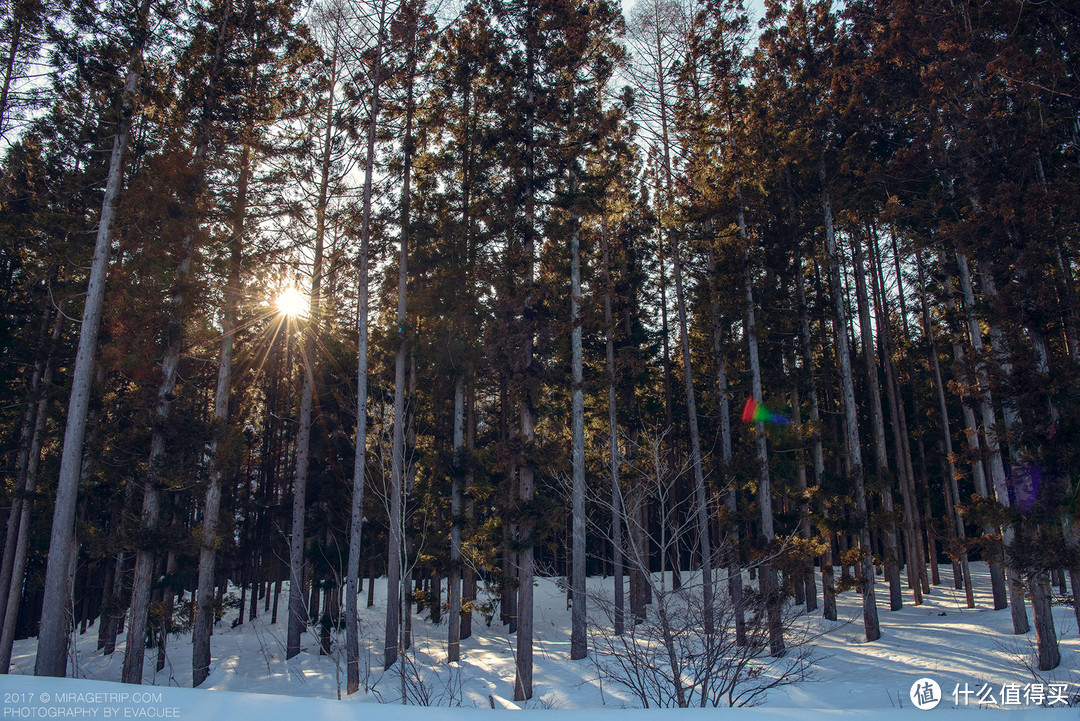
[275,286,308,318]
[741,398,790,425]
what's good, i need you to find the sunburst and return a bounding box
[275,286,308,318]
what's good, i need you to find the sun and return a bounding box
[275,286,308,318]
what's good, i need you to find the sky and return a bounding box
[620,0,768,31]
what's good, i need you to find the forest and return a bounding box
[0,0,1078,706]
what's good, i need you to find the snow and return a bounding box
[5,563,1079,718]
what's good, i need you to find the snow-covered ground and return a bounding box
[6,563,1079,716]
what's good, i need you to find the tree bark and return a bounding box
[1,312,62,672]
[820,165,879,642]
[123,3,229,678]
[448,375,464,662]
[34,0,149,677]
[850,229,905,609]
[193,135,249,686]
[938,250,1007,607]
[514,2,537,700]
[601,216,624,636]
[568,218,587,659]
[741,244,782,655]
[955,250,1029,634]
[916,253,974,608]
[979,263,1056,660]
[0,305,52,636]
[670,216,713,637]
[706,245,745,643]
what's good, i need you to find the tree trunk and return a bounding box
[850,230,904,609]
[788,347,816,613]
[0,306,51,630]
[821,166,879,642]
[570,221,586,660]
[156,550,177,672]
[193,132,250,688]
[938,251,1006,608]
[707,245,745,643]
[123,24,223,675]
[515,4,537,700]
[868,229,928,598]
[34,1,149,677]
[381,6,408,671]
[799,252,835,621]
[349,5,389,686]
[956,250,1029,634]
[448,375,464,662]
[741,244,782,655]
[602,216,624,637]
[669,217,713,636]
[461,383,476,640]
[979,263,1057,658]
[1,312,62,672]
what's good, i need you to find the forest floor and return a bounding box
[7,562,1080,714]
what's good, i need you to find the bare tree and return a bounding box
[586,428,813,708]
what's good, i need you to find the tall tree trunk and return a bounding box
[1,312,62,672]
[799,251,835,621]
[787,343,816,613]
[570,220,587,660]
[34,0,149,677]
[707,246,745,644]
[939,250,1007,608]
[916,253,974,608]
[515,1,537,700]
[382,6,411,670]
[122,194,199,684]
[978,263,1056,663]
[870,228,929,596]
[955,250,1029,634]
[156,549,177,672]
[461,383,476,640]
[850,229,904,609]
[602,215,624,637]
[193,136,250,686]
[820,166,879,642]
[124,3,229,681]
[671,223,713,637]
[741,244,781,655]
[350,4,389,683]
[0,305,53,633]
[448,375,464,662]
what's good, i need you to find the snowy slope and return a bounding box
[6,563,1079,714]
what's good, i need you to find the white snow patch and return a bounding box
[6,563,1078,717]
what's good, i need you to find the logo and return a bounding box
[911,678,942,710]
